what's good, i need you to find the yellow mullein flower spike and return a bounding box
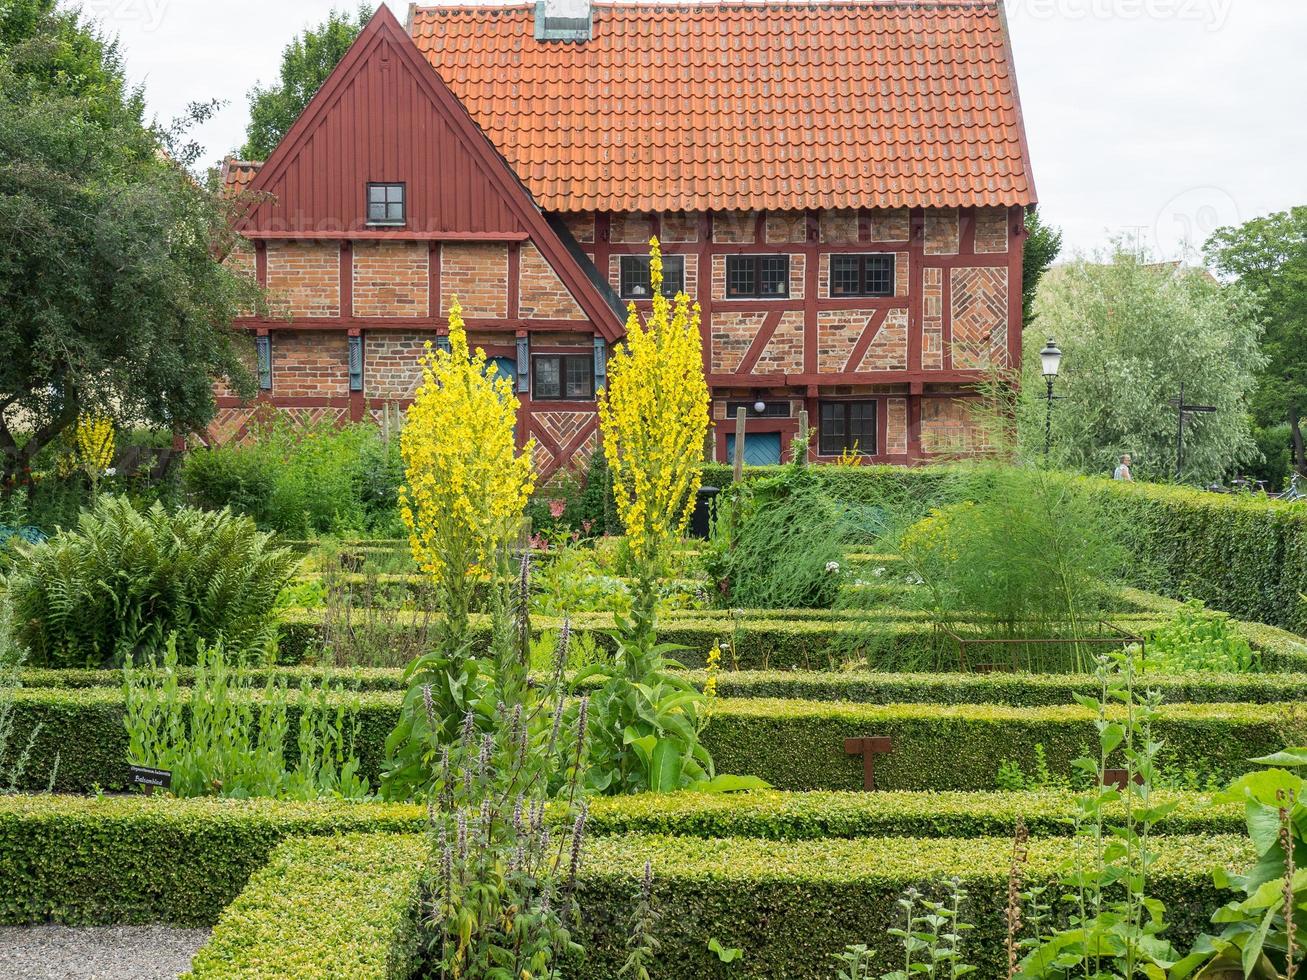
[597,238,711,569]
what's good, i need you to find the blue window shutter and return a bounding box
[593,337,608,390]
[516,335,530,394]
[256,336,272,390]
[437,335,452,354]
[348,335,363,392]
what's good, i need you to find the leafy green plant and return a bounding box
[996,744,1071,792]
[1138,600,1260,674]
[122,635,368,799]
[0,598,44,793]
[1016,652,1183,978]
[6,495,300,667]
[182,417,403,537]
[706,467,854,610]
[1171,749,1307,977]
[619,861,660,980]
[834,944,876,980]
[883,879,976,979]
[424,592,590,978]
[709,937,744,964]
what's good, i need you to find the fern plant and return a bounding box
[5,496,300,667]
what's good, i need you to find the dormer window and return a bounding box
[367,183,406,226]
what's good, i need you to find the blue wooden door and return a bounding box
[725,432,783,466]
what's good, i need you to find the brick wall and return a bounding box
[766,211,807,244]
[753,311,805,374]
[711,312,768,373]
[921,396,988,454]
[441,243,508,318]
[975,207,1010,254]
[817,309,908,373]
[266,242,340,317]
[611,212,655,244]
[950,267,1010,369]
[661,211,701,243]
[519,243,585,319]
[365,331,440,399]
[925,209,960,256]
[353,241,428,318]
[271,330,349,397]
[922,267,944,370]
[886,397,908,454]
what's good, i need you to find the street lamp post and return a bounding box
[1039,338,1063,457]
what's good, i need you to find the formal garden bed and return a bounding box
[5,287,1307,978]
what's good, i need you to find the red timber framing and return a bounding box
[216,6,622,479]
[574,204,1027,466]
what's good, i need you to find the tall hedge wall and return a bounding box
[702,463,1307,634]
[8,688,1291,794]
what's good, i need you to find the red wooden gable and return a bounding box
[236,5,622,336]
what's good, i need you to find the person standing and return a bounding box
[1114,454,1134,481]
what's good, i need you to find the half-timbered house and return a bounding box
[218,0,1036,477]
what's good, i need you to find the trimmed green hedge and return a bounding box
[185,833,426,980]
[583,788,1243,839]
[7,688,1293,793]
[0,796,426,925]
[23,665,1307,707]
[0,789,1246,865]
[703,463,1307,634]
[0,791,1252,980]
[571,832,1252,979]
[273,607,1307,672]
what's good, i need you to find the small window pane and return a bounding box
[534,357,561,399]
[565,357,593,399]
[620,257,653,298]
[819,400,877,455]
[760,257,789,296]
[865,255,894,297]
[367,183,405,225]
[831,256,862,296]
[661,256,685,297]
[819,402,846,456]
[726,257,755,298]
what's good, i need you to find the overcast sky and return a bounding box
[80,0,1307,264]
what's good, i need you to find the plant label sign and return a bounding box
[129,765,172,791]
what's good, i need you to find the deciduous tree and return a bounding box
[1021,248,1264,483]
[1206,207,1307,474]
[0,1,258,490]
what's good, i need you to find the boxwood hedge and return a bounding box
[23,664,1307,707]
[273,607,1307,672]
[703,463,1307,634]
[0,796,425,925]
[568,832,1252,979]
[6,689,1292,793]
[184,833,426,980]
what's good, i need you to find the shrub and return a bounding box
[186,834,426,980]
[707,468,855,610]
[1140,599,1260,674]
[0,795,426,925]
[6,496,300,667]
[182,417,403,537]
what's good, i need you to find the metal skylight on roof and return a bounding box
[533,1,592,41]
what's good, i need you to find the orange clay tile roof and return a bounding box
[219,159,263,198]
[408,0,1035,214]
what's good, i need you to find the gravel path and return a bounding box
[0,926,210,979]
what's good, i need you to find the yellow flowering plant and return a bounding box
[75,413,115,493]
[598,237,710,576]
[382,298,537,800]
[399,298,536,641]
[581,242,764,796]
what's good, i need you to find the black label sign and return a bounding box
[129,765,172,790]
